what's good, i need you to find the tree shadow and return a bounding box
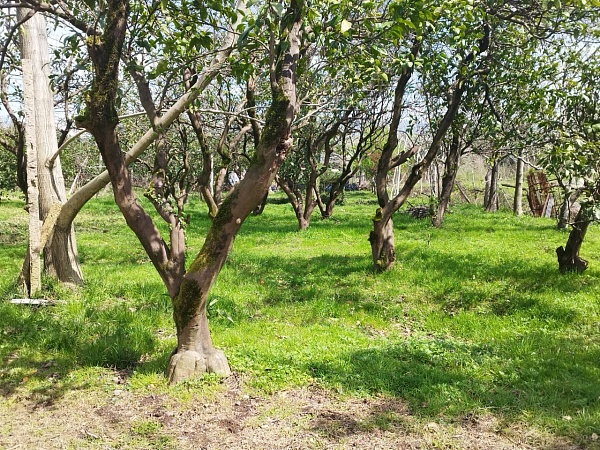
[306,332,600,442]
[399,246,598,322]
[216,242,594,328]
[0,294,162,405]
[307,396,584,450]
[220,253,374,309]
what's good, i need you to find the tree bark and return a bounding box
[31,0,243,274]
[484,160,499,212]
[186,101,219,218]
[369,23,486,269]
[556,207,589,273]
[252,192,268,216]
[368,212,395,271]
[22,58,41,297]
[279,111,349,228]
[19,8,83,285]
[277,176,310,230]
[513,149,524,216]
[557,189,579,230]
[433,128,460,228]
[72,0,259,385]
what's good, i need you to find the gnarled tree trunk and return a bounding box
[369,213,395,271]
[277,174,318,231]
[166,2,303,382]
[24,0,244,285]
[370,23,489,270]
[556,207,590,273]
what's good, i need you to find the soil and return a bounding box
[0,372,589,450]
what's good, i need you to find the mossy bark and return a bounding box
[167,132,295,383]
[167,208,235,382]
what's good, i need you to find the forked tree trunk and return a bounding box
[282,114,348,226]
[17,0,244,301]
[323,196,336,218]
[277,178,309,230]
[277,176,318,230]
[167,3,303,383]
[323,178,347,219]
[298,216,310,231]
[169,111,299,383]
[19,8,83,285]
[556,207,590,273]
[370,22,489,270]
[433,129,460,228]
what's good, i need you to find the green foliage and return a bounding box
[537,33,600,219]
[0,148,19,193]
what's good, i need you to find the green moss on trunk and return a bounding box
[172,278,203,333]
[173,193,237,331]
[256,89,290,155]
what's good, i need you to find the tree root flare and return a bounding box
[166,348,231,384]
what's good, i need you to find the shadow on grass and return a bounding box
[0,291,165,405]
[307,399,587,450]
[307,332,600,441]
[218,243,594,327]
[220,253,374,313]
[1,196,598,442]
[400,246,598,322]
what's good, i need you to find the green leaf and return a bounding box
[237,26,252,50]
[149,59,169,80]
[271,3,285,17]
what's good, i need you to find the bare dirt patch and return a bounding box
[0,374,589,449]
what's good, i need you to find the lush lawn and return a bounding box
[1,191,599,445]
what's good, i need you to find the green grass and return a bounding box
[1,191,599,445]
